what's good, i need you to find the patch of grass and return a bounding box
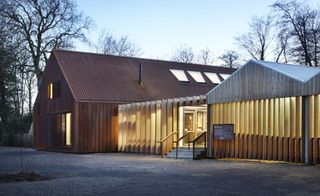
[0,172,49,183]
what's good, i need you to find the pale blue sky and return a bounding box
[75,0,319,62]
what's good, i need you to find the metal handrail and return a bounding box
[192,131,207,160]
[157,131,178,157]
[174,131,194,158]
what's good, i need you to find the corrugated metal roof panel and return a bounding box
[52,50,237,102]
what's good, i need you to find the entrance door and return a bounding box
[179,106,207,147]
[183,111,194,145]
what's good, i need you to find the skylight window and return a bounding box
[170,69,189,82]
[220,74,231,80]
[204,72,221,84]
[187,71,206,83]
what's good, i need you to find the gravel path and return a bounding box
[0,147,319,196]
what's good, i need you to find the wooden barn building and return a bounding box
[33,50,235,153]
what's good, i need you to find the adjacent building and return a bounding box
[206,60,320,164]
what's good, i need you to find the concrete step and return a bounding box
[166,147,205,159]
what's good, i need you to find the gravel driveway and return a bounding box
[0,147,319,196]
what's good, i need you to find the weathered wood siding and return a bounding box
[207,61,304,104]
[77,102,119,152]
[33,54,76,152]
[118,96,206,154]
[208,96,320,164]
[33,55,120,153]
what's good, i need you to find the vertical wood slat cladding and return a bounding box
[309,95,320,164]
[33,54,120,153]
[33,55,75,152]
[78,102,119,152]
[118,96,206,154]
[209,96,320,164]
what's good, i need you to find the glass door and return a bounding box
[183,111,194,146]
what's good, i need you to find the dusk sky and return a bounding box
[75,0,320,63]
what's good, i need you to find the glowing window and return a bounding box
[61,113,71,146]
[187,71,206,83]
[204,72,221,84]
[220,74,231,80]
[48,82,53,99]
[47,81,61,100]
[170,69,189,82]
[65,113,71,146]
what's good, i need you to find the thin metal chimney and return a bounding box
[139,63,143,86]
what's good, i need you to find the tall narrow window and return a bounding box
[48,81,61,100]
[48,82,53,99]
[65,113,71,146]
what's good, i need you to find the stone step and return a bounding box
[166,147,205,159]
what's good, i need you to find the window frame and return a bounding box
[187,71,206,84]
[204,72,221,84]
[48,81,61,100]
[61,112,72,146]
[169,69,190,82]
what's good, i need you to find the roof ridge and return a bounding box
[52,50,79,101]
[253,60,320,83]
[54,49,236,70]
[252,59,320,69]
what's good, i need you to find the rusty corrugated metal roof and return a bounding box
[52,50,236,102]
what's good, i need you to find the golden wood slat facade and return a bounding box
[207,60,320,164]
[118,96,206,155]
[119,60,320,164]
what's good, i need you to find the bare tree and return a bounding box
[93,31,142,57]
[219,50,240,68]
[274,28,290,63]
[235,15,274,61]
[0,25,17,142]
[172,44,194,63]
[272,0,320,66]
[197,48,213,65]
[1,0,92,87]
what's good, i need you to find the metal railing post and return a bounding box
[204,132,207,155]
[193,141,195,160]
[188,133,190,150]
[176,144,178,159]
[160,142,163,158]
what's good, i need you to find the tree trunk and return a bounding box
[28,75,32,115]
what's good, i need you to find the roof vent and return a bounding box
[139,63,143,86]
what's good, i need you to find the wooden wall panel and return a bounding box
[33,54,76,152]
[145,102,151,153]
[155,101,161,154]
[309,95,320,164]
[78,102,119,153]
[118,96,206,155]
[209,96,305,163]
[135,103,141,152]
[150,102,156,153]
